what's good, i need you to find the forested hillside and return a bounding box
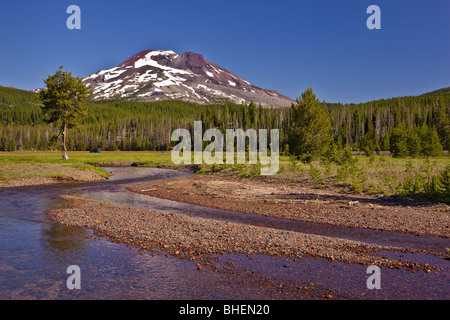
[327,89,450,156]
[1,85,449,156]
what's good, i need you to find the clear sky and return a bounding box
[0,0,449,103]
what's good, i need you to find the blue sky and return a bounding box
[0,0,449,103]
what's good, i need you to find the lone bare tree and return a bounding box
[38,66,92,159]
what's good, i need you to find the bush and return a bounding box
[309,163,321,180]
[322,142,355,166]
[397,162,449,203]
[424,176,441,194]
[401,173,424,195]
[321,159,333,176]
[439,164,450,194]
[288,154,300,172]
[382,173,400,195]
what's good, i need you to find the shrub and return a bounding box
[323,142,355,165]
[401,173,424,195]
[288,154,300,172]
[309,163,321,180]
[382,173,400,195]
[439,164,450,194]
[350,172,368,193]
[321,159,333,176]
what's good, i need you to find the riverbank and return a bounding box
[0,162,109,187]
[0,159,195,187]
[0,152,174,187]
[46,195,442,274]
[126,174,450,239]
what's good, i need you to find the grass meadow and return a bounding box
[0,151,449,202]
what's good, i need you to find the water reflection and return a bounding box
[41,221,91,253]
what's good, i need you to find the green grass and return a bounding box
[0,151,173,165]
[0,160,114,183]
[0,151,175,182]
[1,151,449,203]
[23,173,66,179]
[193,154,450,203]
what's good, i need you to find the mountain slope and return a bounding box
[421,87,450,96]
[82,50,295,108]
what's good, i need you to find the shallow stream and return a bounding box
[0,167,448,299]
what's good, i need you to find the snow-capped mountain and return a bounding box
[82,50,294,107]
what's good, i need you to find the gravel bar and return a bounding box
[127,175,450,239]
[46,195,442,273]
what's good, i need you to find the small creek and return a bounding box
[0,167,448,299]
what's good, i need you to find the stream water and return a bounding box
[0,167,448,299]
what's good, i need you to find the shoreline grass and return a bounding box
[0,151,448,203]
[0,151,173,165]
[0,151,173,185]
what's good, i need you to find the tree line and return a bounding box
[0,85,449,157]
[327,90,450,157]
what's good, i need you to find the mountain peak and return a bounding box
[83,50,294,107]
[117,50,176,68]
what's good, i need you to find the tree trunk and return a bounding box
[62,123,69,160]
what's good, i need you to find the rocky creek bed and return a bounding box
[46,195,444,274]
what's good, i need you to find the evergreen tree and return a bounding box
[287,87,332,162]
[439,164,450,195]
[2,84,449,154]
[435,93,450,150]
[37,66,92,159]
[420,125,443,158]
[389,127,408,158]
[406,126,421,157]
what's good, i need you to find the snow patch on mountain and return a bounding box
[82,50,294,107]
